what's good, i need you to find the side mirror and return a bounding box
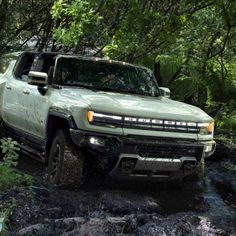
[28,71,48,86]
[159,87,171,98]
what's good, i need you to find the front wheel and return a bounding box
[47,129,84,187]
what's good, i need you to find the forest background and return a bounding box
[0,0,236,132]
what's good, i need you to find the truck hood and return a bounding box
[60,88,213,122]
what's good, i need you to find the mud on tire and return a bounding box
[47,129,85,187]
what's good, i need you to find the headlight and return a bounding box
[87,111,94,122]
[198,122,214,135]
[87,111,122,124]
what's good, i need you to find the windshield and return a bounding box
[58,57,160,97]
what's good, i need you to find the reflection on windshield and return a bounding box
[58,58,160,97]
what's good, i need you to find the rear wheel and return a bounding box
[47,129,84,187]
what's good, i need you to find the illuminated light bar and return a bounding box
[152,119,163,124]
[197,123,209,127]
[208,123,214,133]
[87,111,94,122]
[198,122,214,134]
[88,111,213,134]
[176,121,187,126]
[187,122,197,127]
[93,112,122,120]
[124,117,137,122]
[164,120,175,125]
[138,118,151,123]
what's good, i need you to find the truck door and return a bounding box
[2,52,48,139]
[1,53,36,131]
[17,53,57,138]
[19,82,49,138]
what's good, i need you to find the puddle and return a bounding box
[2,154,235,235]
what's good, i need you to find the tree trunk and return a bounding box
[154,60,162,86]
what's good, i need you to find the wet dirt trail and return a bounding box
[2,149,236,235]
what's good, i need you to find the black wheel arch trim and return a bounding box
[45,109,78,161]
[47,108,77,129]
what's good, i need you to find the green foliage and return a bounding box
[50,1,236,106]
[0,209,9,235]
[1,138,19,168]
[0,138,33,191]
[0,0,54,53]
[52,0,102,49]
[39,0,236,133]
[213,101,236,132]
[51,0,184,58]
[1,0,236,133]
[0,206,17,235]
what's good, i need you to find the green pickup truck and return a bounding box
[0,52,215,186]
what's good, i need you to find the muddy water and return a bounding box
[203,160,236,234]
[13,153,236,235]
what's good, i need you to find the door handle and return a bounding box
[6,86,12,90]
[23,90,30,95]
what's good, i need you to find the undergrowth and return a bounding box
[0,138,33,235]
[0,138,32,191]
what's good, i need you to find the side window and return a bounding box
[13,53,36,81]
[31,54,56,84]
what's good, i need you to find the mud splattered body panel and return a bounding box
[0,52,216,177]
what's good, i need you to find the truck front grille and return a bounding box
[92,114,200,134]
[123,143,203,160]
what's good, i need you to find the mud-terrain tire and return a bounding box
[47,129,84,188]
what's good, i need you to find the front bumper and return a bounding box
[70,129,216,177]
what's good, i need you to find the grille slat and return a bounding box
[123,143,202,160]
